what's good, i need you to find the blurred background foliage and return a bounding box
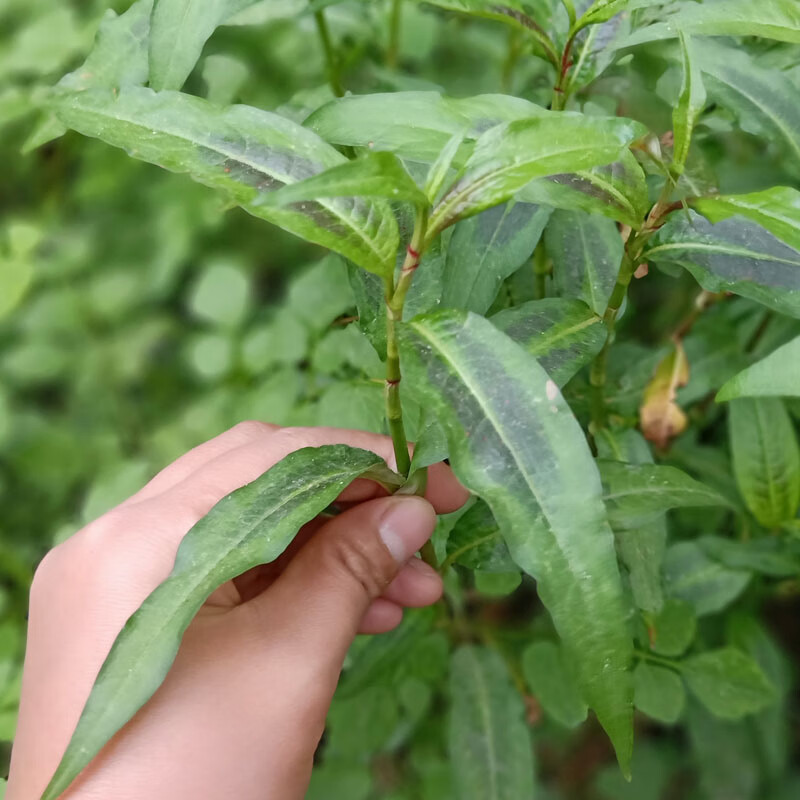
[1,1,799,798]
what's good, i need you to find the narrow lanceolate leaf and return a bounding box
[599,461,729,529]
[399,311,634,771]
[693,187,800,252]
[633,662,685,725]
[428,115,643,238]
[305,91,547,163]
[149,0,262,91]
[642,211,800,319]
[491,298,606,387]
[545,209,624,316]
[441,202,551,314]
[522,641,588,729]
[57,0,153,91]
[717,336,800,401]
[672,32,706,176]
[519,151,650,230]
[576,0,664,32]
[697,41,800,170]
[640,342,690,449]
[42,445,385,800]
[260,151,428,209]
[729,398,800,528]
[445,499,516,573]
[623,0,800,46]
[683,648,777,720]
[449,646,535,800]
[51,87,398,276]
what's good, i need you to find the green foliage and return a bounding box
[2,0,800,797]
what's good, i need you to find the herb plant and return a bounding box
[3,1,800,798]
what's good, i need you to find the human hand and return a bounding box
[8,423,468,800]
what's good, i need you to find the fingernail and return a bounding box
[379,497,436,563]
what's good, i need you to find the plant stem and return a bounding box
[502,28,522,93]
[551,30,577,110]
[533,239,549,300]
[383,206,429,478]
[315,10,344,97]
[634,649,682,672]
[387,0,403,69]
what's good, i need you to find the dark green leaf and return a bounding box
[149,0,262,91]
[42,445,385,800]
[449,645,535,800]
[663,541,750,617]
[428,115,644,238]
[683,648,777,720]
[445,499,516,573]
[545,209,624,316]
[399,310,633,771]
[649,598,697,658]
[492,298,606,387]
[519,152,650,229]
[52,87,399,276]
[305,91,547,163]
[521,640,588,729]
[717,335,800,401]
[441,202,550,314]
[699,536,800,579]
[643,211,800,319]
[261,151,428,209]
[599,461,729,528]
[633,662,685,724]
[729,398,800,527]
[672,31,706,176]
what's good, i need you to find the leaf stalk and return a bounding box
[315,9,344,97]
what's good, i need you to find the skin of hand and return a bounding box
[7,422,469,800]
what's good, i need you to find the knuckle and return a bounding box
[324,533,395,601]
[230,419,276,440]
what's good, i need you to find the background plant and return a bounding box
[1,0,800,798]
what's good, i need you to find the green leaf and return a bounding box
[683,648,777,720]
[261,151,429,209]
[576,1,664,32]
[52,87,398,276]
[698,536,800,579]
[474,570,522,596]
[149,0,262,91]
[441,202,550,314]
[445,499,516,573]
[428,114,644,238]
[519,151,650,230]
[642,211,800,319]
[448,645,535,800]
[491,298,606,387]
[0,258,33,321]
[305,91,548,163]
[57,0,153,92]
[717,335,800,401]
[599,461,729,528]
[545,209,624,316]
[672,32,706,176]
[663,541,750,618]
[633,662,685,724]
[696,41,800,170]
[521,641,588,729]
[623,0,800,46]
[729,398,800,527]
[399,310,633,771]
[188,260,251,328]
[41,444,385,800]
[693,186,800,252]
[425,130,466,203]
[648,598,697,657]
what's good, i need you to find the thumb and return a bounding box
[246,495,437,678]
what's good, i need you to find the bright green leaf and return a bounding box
[449,645,535,800]
[633,662,685,724]
[699,536,800,579]
[643,211,800,319]
[428,114,644,238]
[441,202,550,314]
[683,648,777,720]
[188,260,251,327]
[41,445,386,800]
[717,335,800,401]
[576,1,663,32]
[399,310,633,771]
[672,32,706,176]
[474,570,522,596]
[52,87,399,276]
[729,398,800,527]
[649,598,697,658]
[545,209,624,316]
[521,640,588,729]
